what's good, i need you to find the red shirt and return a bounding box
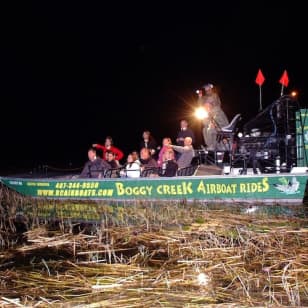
[94,145,124,161]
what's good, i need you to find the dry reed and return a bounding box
[0,187,307,307]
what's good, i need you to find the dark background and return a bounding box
[1,2,307,173]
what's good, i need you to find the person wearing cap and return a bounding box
[203,83,222,107]
[200,83,229,151]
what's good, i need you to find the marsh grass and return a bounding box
[0,187,307,307]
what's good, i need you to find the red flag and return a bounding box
[279,70,289,87]
[255,69,265,86]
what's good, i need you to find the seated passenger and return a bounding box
[139,147,158,175]
[157,137,172,167]
[131,150,140,163]
[121,153,141,178]
[171,136,194,169]
[80,147,111,178]
[105,150,120,168]
[159,148,178,177]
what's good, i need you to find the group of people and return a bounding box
[80,83,229,179]
[80,125,195,179]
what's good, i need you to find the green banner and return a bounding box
[2,174,307,201]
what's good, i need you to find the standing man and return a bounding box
[201,83,229,151]
[176,119,196,147]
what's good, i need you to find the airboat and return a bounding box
[1,95,308,222]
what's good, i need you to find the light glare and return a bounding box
[195,107,208,120]
[291,91,297,97]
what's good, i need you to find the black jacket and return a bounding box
[176,128,195,146]
[159,160,178,177]
[80,157,110,178]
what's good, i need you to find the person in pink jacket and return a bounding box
[157,137,172,167]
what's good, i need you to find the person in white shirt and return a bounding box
[121,153,141,178]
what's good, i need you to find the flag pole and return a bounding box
[280,84,284,96]
[259,85,262,111]
[279,70,289,97]
[255,69,265,112]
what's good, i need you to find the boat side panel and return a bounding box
[1,174,307,202]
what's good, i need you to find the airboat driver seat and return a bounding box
[216,113,242,148]
[220,113,242,134]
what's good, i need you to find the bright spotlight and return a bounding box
[195,107,208,120]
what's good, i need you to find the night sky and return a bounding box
[1,2,307,173]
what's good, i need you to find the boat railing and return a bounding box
[141,167,160,178]
[35,164,201,179]
[104,167,124,178]
[176,164,199,176]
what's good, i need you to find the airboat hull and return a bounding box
[1,172,307,204]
